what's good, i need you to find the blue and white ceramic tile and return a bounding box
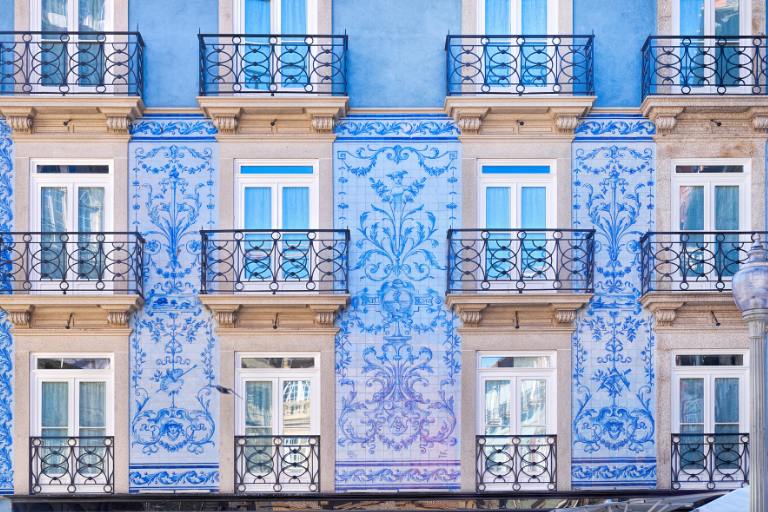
[128,115,220,492]
[571,115,658,487]
[0,118,14,494]
[333,115,462,490]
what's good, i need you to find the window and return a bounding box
[32,0,114,88]
[676,0,748,36]
[480,0,557,34]
[30,355,113,493]
[237,0,315,33]
[30,161,113,285]
[478,353,556,436]
[672,160,750,282]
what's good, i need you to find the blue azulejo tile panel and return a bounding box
[128,116,220,492]
[571,115,658,488]
[0,119,14,494]
[333,115,462,491]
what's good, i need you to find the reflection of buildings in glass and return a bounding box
[282,380,311,435]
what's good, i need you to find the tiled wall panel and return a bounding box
[0,119,13,494]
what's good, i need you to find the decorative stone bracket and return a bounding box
[641,291,742,329]
[0,295,143,329]
[446,293,592,329]
[641,96,768,136]
[200,295,349,330]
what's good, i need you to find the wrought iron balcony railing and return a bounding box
[0,232,144,295]
[200,229,349,294]
[447,229,595,293]
[642,35,768,98]
[30,436,114,494]
[234,435,320,493]
[445,35,594,95]
[198,34,347,95]
[476,435,557,492]
[640,231,766,294]
[0,31,143,95]
[672,433,749,490]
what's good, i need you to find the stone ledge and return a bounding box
[197,96,348,137]
[443,95,595,137]
[640,291,743,329]
[0,96,144,138]
[641,95,768,136]
[446,292,592,329]
[0,294,143,329]
[200,294,349,330]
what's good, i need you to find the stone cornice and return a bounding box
[200,294,349,330]
[640,291,743,329]
[641,95,768,137]
[0,294,143,329]
[0,96,144,138]
[197,96,348,138]
[443,95,595,138]
[446,292,592,330]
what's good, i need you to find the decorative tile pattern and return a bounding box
[571,115,657,487]
[130,115,218,141]
[128,115,220,491]
[334,115,462,490]
[0,119,14,494]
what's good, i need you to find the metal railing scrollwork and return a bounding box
[671,433,749,490]
[234,435,320,493]
[29,436,114,494]
[476,435,557,491]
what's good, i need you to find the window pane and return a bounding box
[484,380,510,435]
[244,0,270,32]
[41,187,68,232]
[282,379,311,435]
[244,187,272,230]
[78,0,106,31]
[282,187,309,230]
[520,379,546,435]
[521,0,547,34]
[520,186,546,228]
[715,377,740,424]
[680,378,705,425]
[37,357,111,370]
[281,0,307,33]
[675,165,743,174]
[41,0,68,31]
[485,0,511,33]
[42,382,69,433]
[679,186,704,230]
[37,165,110,174]
[245,381,272,436]
[486,187,511,228]
[241,357,315,369]
[714,185,739,230]
[715,0,739,36]
[480,356,551,368]
[679,0,704,35]
[78,187,105,232]
[79,381,106,430]
[676,354,743,366]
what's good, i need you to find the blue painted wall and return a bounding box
[0,0,13,31]
[128,0,217,108]
[574,0,656,108]
[333,0,460,108]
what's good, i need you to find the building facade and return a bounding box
[0,0,763,501]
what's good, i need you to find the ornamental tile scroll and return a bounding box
[128,116,220,491]
[333,115,462,491]
[0,119,14,494]
[571,115,657,488]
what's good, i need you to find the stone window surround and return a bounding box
[219,0,332,35]
[15,0,129,32]
[461,0,573,36]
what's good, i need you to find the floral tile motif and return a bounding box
[0,119,13,494]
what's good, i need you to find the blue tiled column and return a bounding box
[571,115,658,488]
[127,115,221,491]
[333,115,462,490]
[0,119,14,494]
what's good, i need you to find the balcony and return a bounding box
[234,435,320,493]
[29,436,115,495]
[476,435,557,492]
[640,36,768,135]
[443,35,595,135]
[446,229,594,328]
[197,34,348,135]
[199,229,349,328]
[671,433,749,490]
[0,31,144,135]
[640,231,764,327]
[0,232,144,328]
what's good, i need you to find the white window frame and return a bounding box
[672,0,751,36]
[671,158,751,232]
[671,349,749,434]
[235,352,321,437]
[30,353,115,438]
[234,0,318,34]
[477,0,559,34]
[476,351,557,436]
